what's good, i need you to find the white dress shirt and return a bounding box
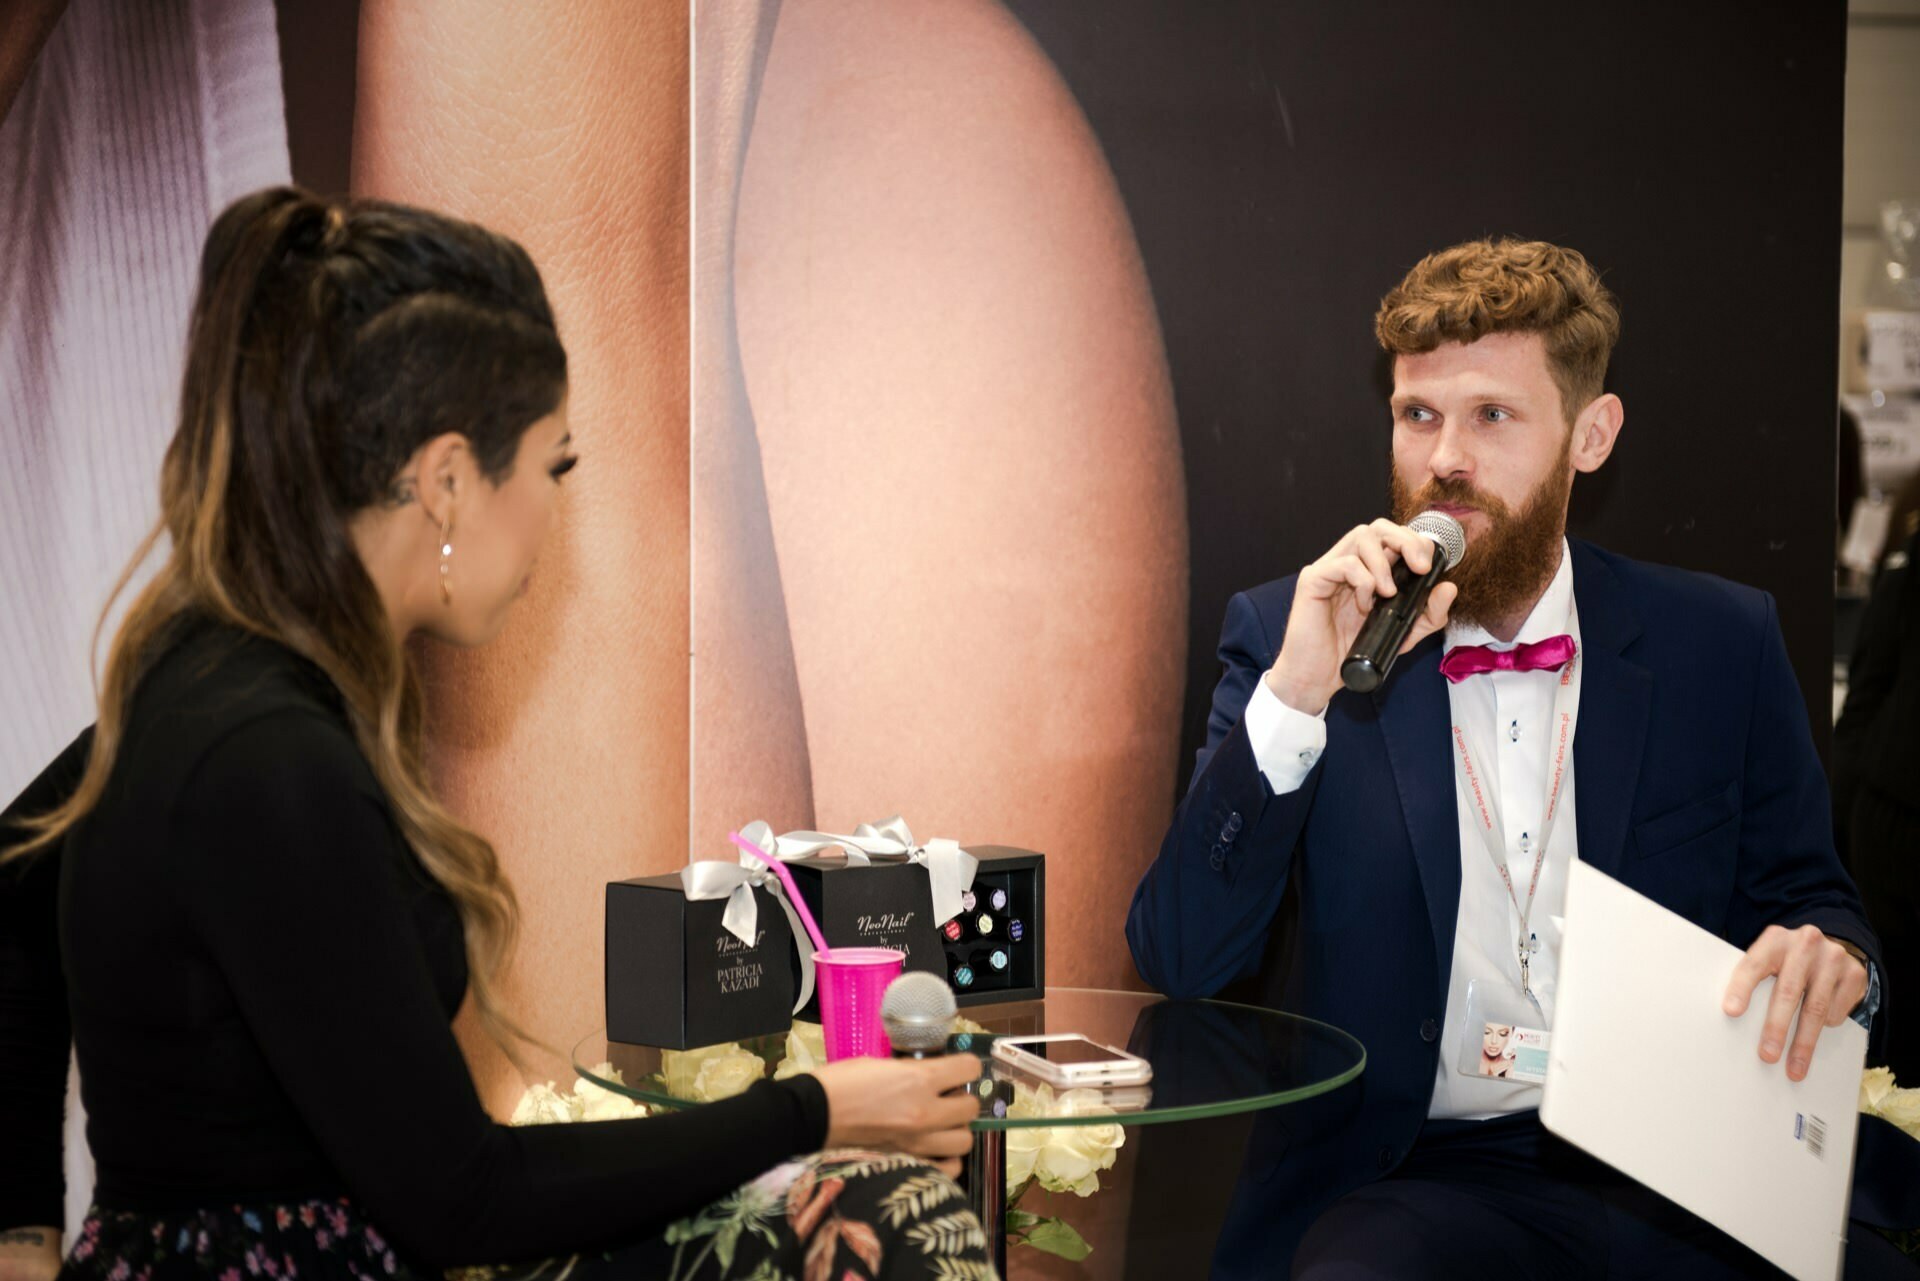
[1245,539,1582,1119]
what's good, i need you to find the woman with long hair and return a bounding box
[0,187,992,1281]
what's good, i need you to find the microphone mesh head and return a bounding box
[881,971,958,1054]
[1408,510,1467,571]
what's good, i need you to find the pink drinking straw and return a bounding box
[728,831,831,955]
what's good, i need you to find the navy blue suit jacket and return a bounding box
[1126,539,1881,1277]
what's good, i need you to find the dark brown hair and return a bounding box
[1375,237,1621,421]
[4,187,567,1057]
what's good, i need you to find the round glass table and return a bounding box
[574,987,1364,1273]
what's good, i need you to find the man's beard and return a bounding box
[1389,442,1572,633]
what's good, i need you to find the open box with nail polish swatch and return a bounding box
[939,847,1045,1007]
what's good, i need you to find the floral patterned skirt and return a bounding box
[59,1151,995,1281]
[59,1200,415,1281]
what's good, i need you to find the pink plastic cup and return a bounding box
[813,947,905,1060]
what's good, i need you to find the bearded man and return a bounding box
[1126,239,1886,1279]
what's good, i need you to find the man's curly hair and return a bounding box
[1375,238,1620,422]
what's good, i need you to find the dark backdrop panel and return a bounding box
[1004,0,1845,792]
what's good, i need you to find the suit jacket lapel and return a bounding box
[1373,634,1462,983]
[1569,541,1651,879]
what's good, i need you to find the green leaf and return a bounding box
[1003,1209,1043,1234]
[1020,1216,1093,1261]
[713,1218,742,1271]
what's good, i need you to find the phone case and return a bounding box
[989,1035,1153,1087]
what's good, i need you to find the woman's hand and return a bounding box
[0,1226,61,1281]
[812,1054,981,1177]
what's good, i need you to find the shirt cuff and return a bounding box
[1244,677,1328,795]
[1851,959,1882,1033]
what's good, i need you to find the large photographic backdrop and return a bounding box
[698,0,1846,1009]
[1004,0,1847,786]
[4,0,1846,1263]
[991,4,1849,1272]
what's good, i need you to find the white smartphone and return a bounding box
[990,1033,1153,1088]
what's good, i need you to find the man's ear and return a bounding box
[1571,393,1624,474]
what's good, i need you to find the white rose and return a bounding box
[1033,1089,1124,1196]
[584,1060,628,1087]
[1875,1085,1920,1141]
[691,1044,767,1101]
[1039,1125,1123,1196]
[1004,1081,1055,1191]
[1007,1079,1055,1124]
[1861,1067,1898,1114]
[510,1081,581,1126]
[1005,1124,1045,1189]
[1001,1082,1126,1197]
[773,1021,828,1080]
[574,1077,649,1122]
[662,1042,751,1099]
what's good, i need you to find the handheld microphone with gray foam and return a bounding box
[1339,510,1467,694]
[881,971,957,1059]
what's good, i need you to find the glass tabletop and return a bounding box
[573,987,1364,1131]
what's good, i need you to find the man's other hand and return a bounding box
[1723,924,1869,1082]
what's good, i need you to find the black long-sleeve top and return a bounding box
[0,617,828,1266]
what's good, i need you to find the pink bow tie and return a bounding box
[1439,634,1577,683]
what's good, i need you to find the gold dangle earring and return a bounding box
[439,514,454,605]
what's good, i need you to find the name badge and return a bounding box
[1458,978,1551,1085]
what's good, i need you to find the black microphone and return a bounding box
[1339,511,1466,694]
[881,971,957,1059]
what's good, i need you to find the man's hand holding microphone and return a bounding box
[1265,515,1464,713]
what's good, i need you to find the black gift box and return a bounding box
[788,856,945,1021]
[605,873,797,1049]
[943,846,1045,1007]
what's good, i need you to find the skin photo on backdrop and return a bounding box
[697,0,1190,1003]
[1127,238,1895,1280]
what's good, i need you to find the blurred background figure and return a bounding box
[1834,497,1920,1079]
[1833,122,1920,1082]
[0,0,292,1244]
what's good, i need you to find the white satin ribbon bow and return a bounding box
[736,816,980,926]
[678,859,817,1012]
